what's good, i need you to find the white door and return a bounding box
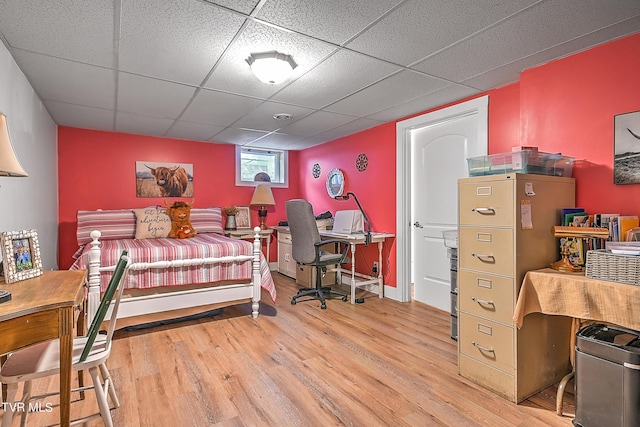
[395,96,488,309]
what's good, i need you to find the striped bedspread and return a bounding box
[71,233,276,302]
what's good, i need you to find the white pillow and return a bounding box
[133,208,172,239]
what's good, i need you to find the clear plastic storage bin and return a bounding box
[467,150,574,177]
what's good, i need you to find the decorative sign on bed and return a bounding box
[135,161,194,197]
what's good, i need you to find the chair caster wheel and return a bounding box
[342,296,348,302]
[320,303,327,309]
[291,299,296,305]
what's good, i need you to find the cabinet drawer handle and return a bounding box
[472,341,495,353]
[471,253,495,262]
[472,297,495,308]
[472,207,496,215]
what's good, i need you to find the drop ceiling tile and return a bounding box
[326,70,449,117]
[203,20,336,98]
[464,15,640,91]
[367,84,481,122]
[412,0,640,83]
[44,101,115,132]
[166,121,226,142]
[181,89,264,126]
[271,49,402,108]
[12,50,115,109]
[346,0,538,66]
[233,101,315,132]
[205,0,260,15]
[115,112,175,137]
[278,110,358,138]
[119,0,245,85]
[243,132,303,149]
[211,127,270,145]
[117,73,197,119]
[255,0,402,45]
[303,117,386,144]
[0,0,115,67]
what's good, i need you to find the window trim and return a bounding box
[235,146,289,188]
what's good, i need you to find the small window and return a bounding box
[235,146,288,188]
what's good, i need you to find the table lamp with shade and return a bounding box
[0,112,28,178]
[250,183,275,230]
[0,112,28,299]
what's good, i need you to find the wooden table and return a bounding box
[0,270,87,427]
[513,268,640,415]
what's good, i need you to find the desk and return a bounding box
[319,231,394,304]
[0,270,87,427]
[514,268,640,331]
[224,228,274,263]
[514,268,640,415]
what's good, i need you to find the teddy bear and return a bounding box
[165,200,197,239]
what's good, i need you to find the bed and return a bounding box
[70,207,276,326]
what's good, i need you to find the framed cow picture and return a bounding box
[135,161,194,198]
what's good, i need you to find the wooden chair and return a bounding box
[0,251,130,427]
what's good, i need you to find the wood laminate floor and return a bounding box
[1,273,576,426]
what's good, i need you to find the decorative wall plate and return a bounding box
[356,153,368,172]
[312,163,321,179]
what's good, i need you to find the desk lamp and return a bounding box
[0,112,28,301]
[335,192,372,245]
[250,183,275,230]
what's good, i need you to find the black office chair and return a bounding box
[286,199,350,309]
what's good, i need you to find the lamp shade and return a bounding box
[246,51,297,85]
[250,184,275,207]
[0,113,28,177]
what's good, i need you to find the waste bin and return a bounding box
[442,230,458,340]
[573,324,640,427]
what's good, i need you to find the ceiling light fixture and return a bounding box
[246,51,297,85]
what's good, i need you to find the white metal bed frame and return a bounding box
[84,227,264,325]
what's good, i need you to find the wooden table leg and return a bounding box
[59,307,74,427]
[76,304,86,399]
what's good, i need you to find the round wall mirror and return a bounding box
[326,168,345,198]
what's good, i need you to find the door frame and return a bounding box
[393,96,488,303]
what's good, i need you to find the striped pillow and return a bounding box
[76,210,136,245]
[190,207,224,234]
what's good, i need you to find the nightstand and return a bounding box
[224,228,274,263]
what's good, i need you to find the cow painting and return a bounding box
[146,165,189,197]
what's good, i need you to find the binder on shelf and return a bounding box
[619,216,640,242]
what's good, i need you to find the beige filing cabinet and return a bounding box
[457,173,575,403]
[275,227,336,286]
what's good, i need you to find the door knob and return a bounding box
[413,221,423,228]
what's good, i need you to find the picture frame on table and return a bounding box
[1,229,43,284]
[235,206,251,229]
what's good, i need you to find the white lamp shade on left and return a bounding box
[0,113,28,177]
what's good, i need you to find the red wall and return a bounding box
[58,33,640,283]
[57,128,299,268]
[298,124,398,284]
[519,33,640,215]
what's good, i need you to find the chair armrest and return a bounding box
[313,239,350,264]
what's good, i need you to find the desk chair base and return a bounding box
[291,287,348,309]
[291,267,348,310]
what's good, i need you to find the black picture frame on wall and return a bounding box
[614,109,640,184]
